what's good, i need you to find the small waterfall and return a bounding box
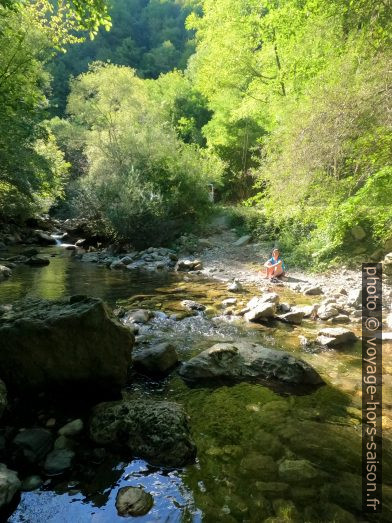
[51,233,64,246]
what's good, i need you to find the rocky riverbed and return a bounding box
[0,220,392,522]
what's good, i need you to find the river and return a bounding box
[0,245,391,522]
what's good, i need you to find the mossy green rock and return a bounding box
[240,453,278,480]
[0,296,134,393]
[89,399,196,467]
[278,459,320,483]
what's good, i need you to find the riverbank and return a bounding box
[1,217,392,522]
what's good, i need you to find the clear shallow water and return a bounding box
[1,245,392,522]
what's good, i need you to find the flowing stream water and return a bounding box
[0,245,391,522]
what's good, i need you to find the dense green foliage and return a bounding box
[189,0,392,263]
[58,64,222,246]
[49,0,200,114]
[1,0,391,261]
[0,0,76,219]
[0,0,111,36]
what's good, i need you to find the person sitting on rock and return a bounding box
[264,248,285,280]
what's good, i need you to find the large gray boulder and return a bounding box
[178,342,323,387]
[89,399,196,467]
[0,464,21,509]
[0,296,134,393]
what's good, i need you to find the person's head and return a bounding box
[272,248,280,260]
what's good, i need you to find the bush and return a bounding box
[217,205,272,239]
[63,64,223,248]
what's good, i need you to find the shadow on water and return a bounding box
[1,245,392,522]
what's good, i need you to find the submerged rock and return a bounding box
[44,449,75,475]
[89,399,196,467]
[316,328,357,348]
[132,342,179,374]
[178,342,323,387]
[0,296,134,394]
[115,486,153,517]
[13,429,53,464]
[25,256,50,267]
[240,453,278,480]
[0,464,21,509]
[278,459,320,483]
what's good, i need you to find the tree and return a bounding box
[62,63,223,246]
[0,0,77,219]
[188,0,391,260]
[48,0,198,115]
[147,69,211,146]
[0,0,111,36]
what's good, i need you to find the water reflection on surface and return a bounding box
[1,245,392,522]
[10,460,201,523]
[0,246,180,305]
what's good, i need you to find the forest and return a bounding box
[1,0,391,264]
[0,1,392,521]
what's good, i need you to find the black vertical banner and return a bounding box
[362,263,382,513]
